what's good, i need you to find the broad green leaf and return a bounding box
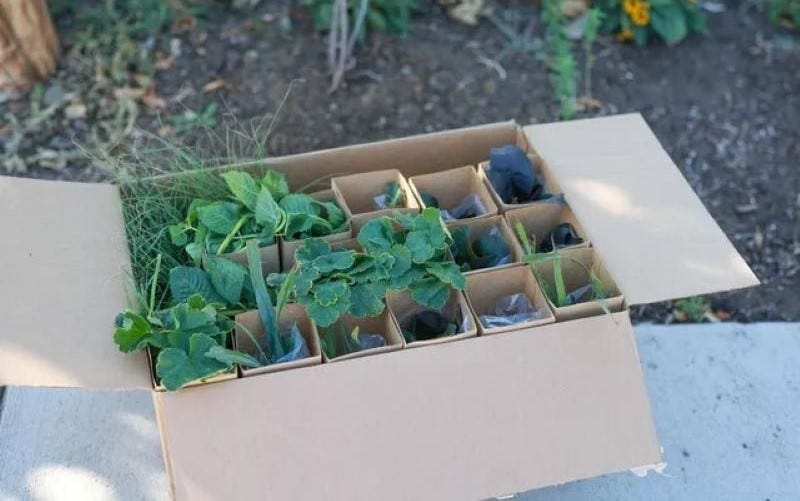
[388,265,426,290]
[254,186,282,234]
[357,217,395,253]
[410,278,451,309]
[293,267,320,296]
[262,170,290,200]
[312,280,349,307]
[295,238,333,264]
[301,292,351,327]
[280,193,316,214]
[651,5,688,46]
[348,282,386,318]
[205,255,247,305]
[205,345,261,368]
[246,239,283,360]
[169,267,221,304]
[196,201,240,235]
[284,213,316,238]
[221,171,260,211]
[113,311,154,353]
[156,333,230,391]
[406,231,436,263]
[168,223,189,247]
[312,250,356,273]
[388,244,412,276]
[425,261,466,289]
[321,200,346,230]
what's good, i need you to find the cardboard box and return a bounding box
[331,169,420,232]
[408,165,498,221]
[446,215,523,274]
[528,247,625,321]
[387,289,478,347]
[0,114,760,500]
[465,265,556,335]
[234,303,322,377]
[505,200,589,253]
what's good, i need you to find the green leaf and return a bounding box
[113,311,156,353]
[221,171,260,211]
[156,333,230,391]
[169,267,221,303]
[196,201,240,235]
[246,239,283,360]
[262,170,290,200]
[205,345,261,368]
[348,282,386,318]
[651,5,687,45]
[205,255,247,305]
[313,280,349,307]
[295,238,333,264]
[168,223,189,247]
[280,193,316,214]
[254,186,283,235]
[425,261,466,289]
[388,244,412,276]
[410,278,451,309]
[357,217,395,253]
[312,250,356,273]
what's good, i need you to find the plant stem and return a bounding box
[148,253,162,316]
[216,214,252,255]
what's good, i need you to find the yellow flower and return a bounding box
[623,0,637,14]
[628,1,650,25]
[617,29,635,41]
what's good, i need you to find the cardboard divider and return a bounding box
[319,310,404,362]
[149,330,239,392]
[529,247,625,322]
[280,189,353,269]
[478,153,561,213]
[234,303,322,377]
[446,215,522,274]
[222,242,281,274]
[386,290,477,348]
[408,165,498,221]
[465,265,555,335]
[331,169,420,232]
[504,201,589,255]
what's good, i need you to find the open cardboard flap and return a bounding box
[157,311,660,501]
[0,176,150,389]
[525,114,759,305]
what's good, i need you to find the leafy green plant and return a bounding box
[768,0,800,27]
[542,0,578,119]
[303,0,419,35]
[673,296,718,322]
[270,208,466,327]
[516,222,608,309]
[582,8,604,104]
[597,0,708,47]
[170,102,219,135]
[374,181,406,209]
[169,169,346,262]
[318,324,388,358]
[450,225,511,272]
[113,256,260,391]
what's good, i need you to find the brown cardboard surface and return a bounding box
[524,114,759,304]
[0,175,150,388]
[156,311,660,501]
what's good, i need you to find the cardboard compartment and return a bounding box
[478,152,561,213]
[234,303,322,377]
[332,169,420,231]
[505,201,589,255]
[221,242,281,275]
[387,290,477,348]
[318,310,404,362]
[446,215,522,274]
[465,265,555,335]
[529,247,625,322]
[408,165,498,221]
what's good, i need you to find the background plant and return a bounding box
[303,0,418,34]
[542,0,578,119]
[597,0,708,47]
[767,0,800,27]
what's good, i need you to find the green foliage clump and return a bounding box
[768,0,800,27]
[542,0,578,119]
[597,0,708,47]
[270,208,466,328]
[302,0,418,35]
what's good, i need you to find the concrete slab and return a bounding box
[1,322,798,500]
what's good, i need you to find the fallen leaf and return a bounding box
[114,87,147,100]
[578,96,603,110]
[202,78,231,93]
[447,0,485,25]
[172,13,197,34]
[142,87,167,110]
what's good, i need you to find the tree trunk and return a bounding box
[0,0,59,93]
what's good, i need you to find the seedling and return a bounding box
[374,181,406,209]
[319,324,387,359]
[450,225,511,271]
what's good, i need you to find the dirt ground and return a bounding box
[1,1,798,321]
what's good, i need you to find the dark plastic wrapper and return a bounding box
[539,222,584,252]
[487,144,552,204]
[479,293,549,328]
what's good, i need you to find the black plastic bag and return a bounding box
[539,223,584,253]
[487,144,552,204]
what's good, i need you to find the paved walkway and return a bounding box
[1,323,799,501]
